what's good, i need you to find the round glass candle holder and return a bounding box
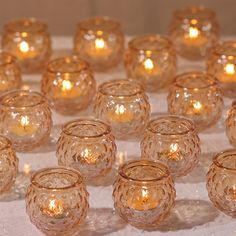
[141,116,200,177]
[167,72,223,131]
[124,35,177,92]
[94,79,150,139]
[225,101,236,147]
[169,6,219,60]
[0,52,21,93]
[0,135,18,193]
[25,167,89,236]
[0,90,52,152]
[74,16,124,71]
[2,18,51,73]
[41,56,96,115]
[207,41,236,98]
[56,119,117,180]
[207,149,236,217]
[113,160,176,229]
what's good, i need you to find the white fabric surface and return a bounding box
[0,36,235,236]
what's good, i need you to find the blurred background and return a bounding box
[0,0,233,35]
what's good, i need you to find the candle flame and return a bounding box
[95,38,105,49]
[20,116,29,127]
[224,63,235,75]
[47,198,63,216]
[62,80,72,91]
[143,58,154,71]
[170,143,178,153]
[188,27,199,39]
[24,163,31,175]
[19,41,30,53]
[192,100,202,111]
[142,187,148,200]
[115,104,125,115]
[81,148,97,163]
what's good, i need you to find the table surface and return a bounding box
[0,36,236,236]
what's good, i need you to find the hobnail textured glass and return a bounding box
[140,116,201,177]
[56,119,117,180]
[207,41,236,98]
[169,6,219,60]
[0,52,21,93]
[41,56,96,115]
[207,149,236,217]
[0,135,18,193]
[225,101,236,147]
[2,18,51,73]
[167,72,223,131]
[125,35,177,92]
[94,79,150,139]
[25,167,89,236]
[113,160,176,229]
[0,90,52,152]
[74,16,124,71]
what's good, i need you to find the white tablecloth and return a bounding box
[0,36,235,236]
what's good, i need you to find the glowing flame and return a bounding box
[62,80,72,91]
[47,198,64,216]
[19,41,30,53]
[170,143,178,153]
[224,63,235,75]
[141,187,148,200]
[24,163,31,175]
[188,27,199,39]
[143,58,154,71]
[20,116,29,127]
[192,100,202,111]
[95,38,105,49]
[115,104,125,115]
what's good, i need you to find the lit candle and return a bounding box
[58,79,80,99]
[127,187,158,211]
[187,100,203,115]
[167,143,182,161]
[183,19,208,47]
[220,61,236,83]
[80,148,99,164]
[42,197,64,217]
[225,185,236,202]
[24,163,31,175]
[10,115,38,136]
[109,104,134,123]
[142,57,161,76]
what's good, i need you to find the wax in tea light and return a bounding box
[17,38,38,59]
[109,104,134,123]
[42,197,64,217]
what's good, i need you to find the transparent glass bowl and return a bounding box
[25,167,89,236]
[169,6,219,60]
[2,18,51,73]
[0,52,21,93]
[167,72,223,131]
[56,119,117,180]
[94,79,150,139]
[74,16,124,71]
[0,90,52,152]
[0,135,18,193]
[141,116,201,177]
[125,34,177,92]
[207,149,236,217]
[113,160,176,229]
[41,56,96,115]
[207,40,236,98]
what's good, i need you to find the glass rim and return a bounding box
[4,17,48,34]
[0,135,12,151]
[62,118,112,139]
[174,6,215,20]
[174,71,218,90]
[0,90,47,109]
[46,55,90,74]
[213,149,236,171]
[98,79,144,97]
[128,34,173,52]
[147,115,196,136]
[118,159,170,184]
[31,167,84,190]
[77,16,121,32]
[0,52,17,67]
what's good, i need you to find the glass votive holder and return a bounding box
[94,79,150,139]
[56,119,117,180]
[0,90,52,152]
[0,135,18,193]
[169,6,219,60]
[140,116,201,177]
[41,56,96,115]
[207,149,236,216]
[25,167,89,236]
[113,160,176,229]
[2,18,51,73]
[124,35,177,92]
[0,52,21,93]
[167,72,223,131]
[225,101,236,147]
[207,41,236,98]
[74,16,124,71]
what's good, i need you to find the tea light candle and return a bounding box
[2,18,51,73]
[125,35,176,92]
[94,79,150,139]
[169,6,219,60]
[168,72,223,130]
[41,56,96,115]
[74,16,124,71]
[42,197,64,217]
